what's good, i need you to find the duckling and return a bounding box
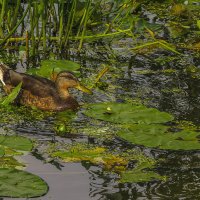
[0,63,92,111]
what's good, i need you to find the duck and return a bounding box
[0,63,92,111]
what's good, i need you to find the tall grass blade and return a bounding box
[78,0,91,51]
[1,82,22,106]
[0,4,30,46]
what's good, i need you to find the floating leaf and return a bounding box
[197,20,200,30]
[27,60,80,78]
[0,157,24,169]
[120,169,164,183]
[52,144,107,163]
[118,124,200,150]
[0,135,33,151]
[84,102,174,124]
[0,147,4,157]
[0,168,48,198]
[1,82,22,106]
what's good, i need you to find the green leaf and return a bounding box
[0,157,24,168]
[0,135,48,197]
[0,147,4,157]
[1,82,22,106]
[27,60,80,78]
[118,124,200,150]
[120,169,164,183]
[197,20,200,30]
[84,102,174,124]
[158,40,181,54]
[50,142,164,183]
[0,168,48,198]
[0,135,32,151]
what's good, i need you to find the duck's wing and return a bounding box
[8,70,57,98]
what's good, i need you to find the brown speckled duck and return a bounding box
[0,63,92,111]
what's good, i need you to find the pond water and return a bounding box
[1,47,200,199]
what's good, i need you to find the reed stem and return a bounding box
[78,0,91,51]
[0,4,30,46]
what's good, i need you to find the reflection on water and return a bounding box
[84,155,200,200]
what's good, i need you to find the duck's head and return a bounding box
[55,71,92,95]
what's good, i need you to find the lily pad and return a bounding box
[120,170,164,183]
[0,157,24,168]
[52,144,107,163]
[84,102,174,124]
[0,135,33,151]
[118,124,200,150]
[27,60,80,78]
[0,168,48,198]
[0,147,4,157]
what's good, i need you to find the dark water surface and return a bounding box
[1,49,200,199]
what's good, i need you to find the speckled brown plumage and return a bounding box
[0,63,92,111]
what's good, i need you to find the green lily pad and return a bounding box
[0,135,33,151]
[0,157,24,168]
[84,102,174,124]
[118,124,200,150]
[0,147,4,157]
[120,170,164,183]
[27,60,80,78]
[0,135,48,197]
[0,168,48,198]
[52,144,107,163]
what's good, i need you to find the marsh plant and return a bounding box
[0,0,185,59]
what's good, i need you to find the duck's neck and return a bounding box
[56,85,71,99]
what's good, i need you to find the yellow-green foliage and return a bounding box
[50,142,164,183]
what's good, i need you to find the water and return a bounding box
[1,50,200,199]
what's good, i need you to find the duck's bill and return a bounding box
[76,83,93,94]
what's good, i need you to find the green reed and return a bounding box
[0,0,140,55]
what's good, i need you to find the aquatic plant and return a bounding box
[84,102,200,150]
[0,0,191,59]
[0,134,48,198]
[27,59,81,78]
[84,102,174,124]
[50,142,164,183]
